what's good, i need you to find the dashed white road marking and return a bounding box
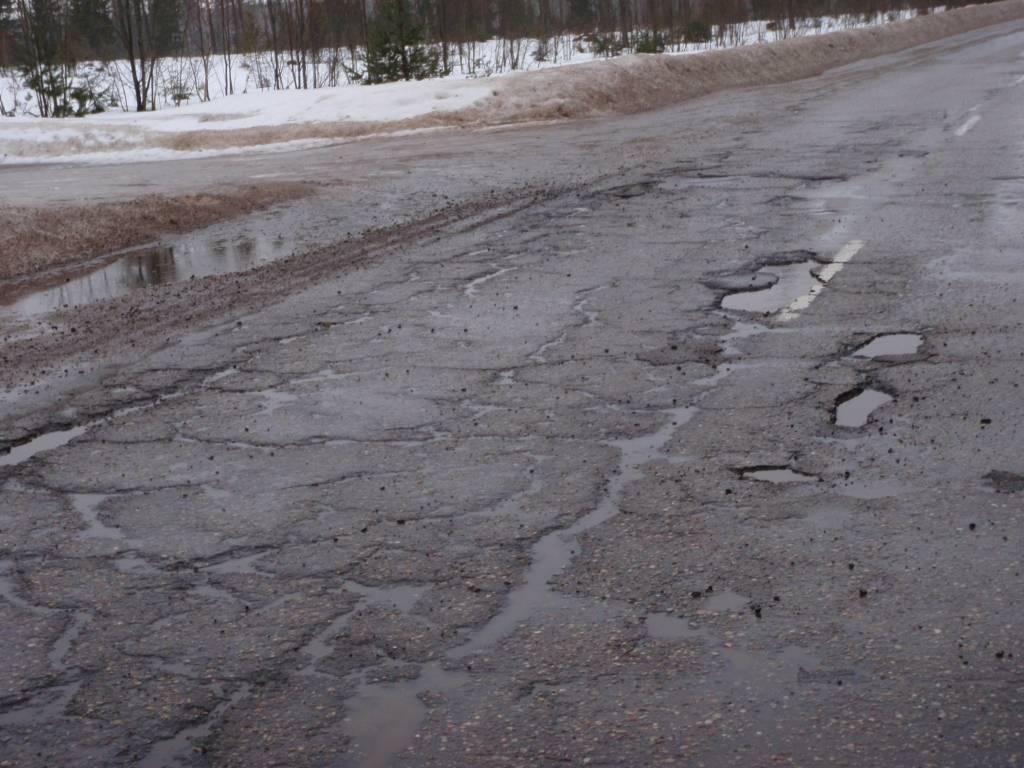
[1014,74,1024,85]
[778,240,865,323]
[954,114,981,137]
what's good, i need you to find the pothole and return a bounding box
[721,261,820,314]
[738,466,819,483]
[834,388,893,428]
[703,273,779,293]
[704,589,750,611]
[852,333,923,358]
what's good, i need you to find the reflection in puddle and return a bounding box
[721,261,820,313]
[852,333,923,358]
[835,388,893,428]
[0,234,290,317]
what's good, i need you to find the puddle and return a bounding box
[138,684,252,768]
[344,580,424,614]
[1,391,185,469]
[852,333,923,358]
[0,424,91,467]
[48,611,91,667]
[341,405,697,765]
[0,233,291,317]
[721,261,820,313]
[834,388,893,428]
[645,612,713,641]
[451,404,696,658]
[343,662,469,768]
[740,467,818,483]
[704,589,750,612]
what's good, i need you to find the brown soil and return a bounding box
[0,183,312,281]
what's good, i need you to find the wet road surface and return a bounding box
[2,19,1024,768]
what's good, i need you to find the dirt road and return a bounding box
[2,17,1024,767]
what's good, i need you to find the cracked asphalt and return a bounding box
[2,18,1024,768]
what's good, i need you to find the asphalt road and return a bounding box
[2,19,1024,768]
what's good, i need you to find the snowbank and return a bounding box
[0,78,495,163]
[2,0,1021,165]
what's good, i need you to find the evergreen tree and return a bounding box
[363,0,442,84]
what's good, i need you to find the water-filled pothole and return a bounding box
[834,388,893,428]
[739,466,818,483]
[0,424,91,467]
[705,589,750,611]
[721,261,820,313]
[0,233,291,317]
[703,273,779,293]
[852,333,923,358]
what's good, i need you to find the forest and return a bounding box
[0,0,984,116]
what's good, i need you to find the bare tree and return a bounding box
[110,0,156,109]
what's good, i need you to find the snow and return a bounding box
[64,77,495,130]
[0,77,495,164]
[0,9,940,165]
